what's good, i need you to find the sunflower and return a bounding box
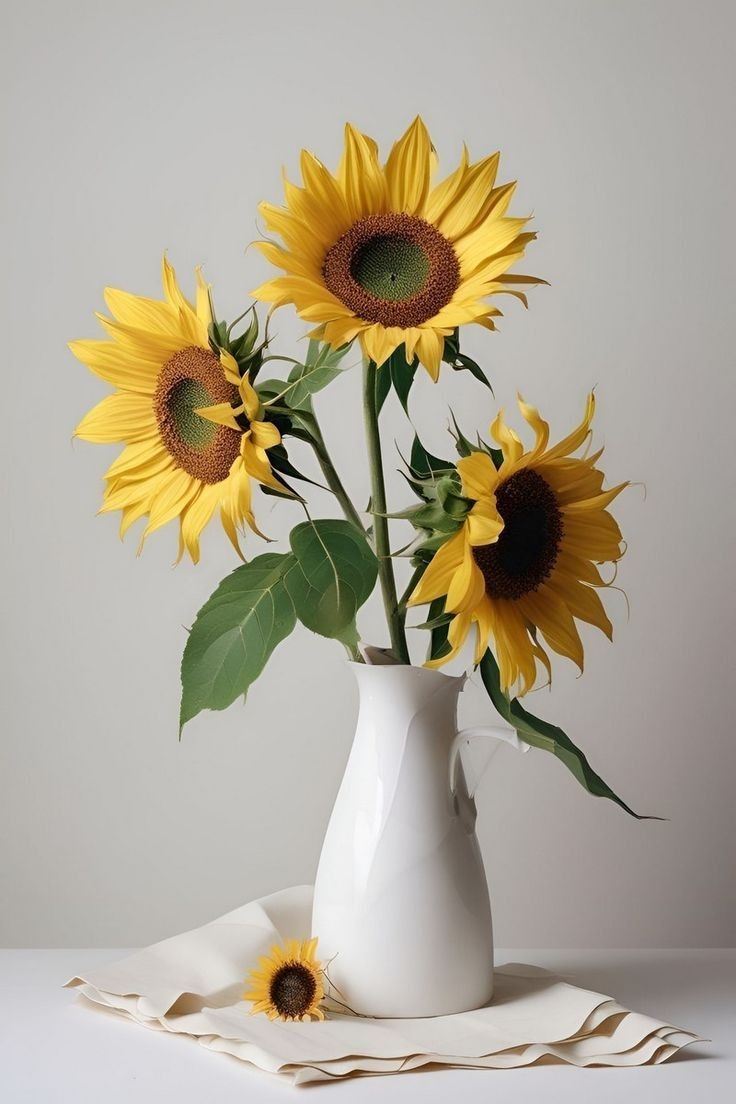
[409,394,627,694]
[70,257,285,562]
[252,117,540,380]
[244,938,325,1022]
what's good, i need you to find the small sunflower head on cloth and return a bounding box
[70,257,289,562]
[409,394,627,695]
[245,938,325,1022]
[253,117,542,380]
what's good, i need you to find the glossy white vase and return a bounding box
[312,660,524,1018]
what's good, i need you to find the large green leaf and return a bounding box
[285,518,378,639]
[283,340,351,409]
[478,651,661,819]
[180,553,296,732]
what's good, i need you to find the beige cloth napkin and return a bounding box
[65,885,702,1084]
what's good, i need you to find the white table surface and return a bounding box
[1,949,733,1102]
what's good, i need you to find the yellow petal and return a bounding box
[68,339,160,395]
[466,499,504,545]
[74,393,155,443]
[446,537,485,612]
[195,401,243,431]
[425,610,472,669]
[237,372,263,421]
[409,530,466,606]
[491,409,524,466]
[338,123,387,218]
[384,116,432,214]
[472,596,495,665]
[103,287,180,335]
[219,349,242,387]
[241,437,287,492]
[517,394,549,458]
[435,153,500,240]
[140,468,199,545]
[415,329,443,381]
[457,451,499,500]
[424,145,470,224]
[249,420,281,449]
[543,393,595,461]
[178,483,221,564]
[195,266,212,332]
[521,590,584,672]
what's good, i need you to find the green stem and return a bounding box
[362,360,411,664]
[306,419,365,533]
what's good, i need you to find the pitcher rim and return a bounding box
[347,659,466,689]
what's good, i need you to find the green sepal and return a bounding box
[427,596,451,661]
[478,651,662,820]
[442,328,493,392]
[409,436,454,482]
[414,609,454,632]
[267,444,325,490]
[209,307,268,381]
[449,412,478,458]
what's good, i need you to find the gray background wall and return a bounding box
[2,0,734,948]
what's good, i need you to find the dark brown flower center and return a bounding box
[322,213,460,333]
[473,469,563,600]
[154,346,242,484]
[270,962,317,1018]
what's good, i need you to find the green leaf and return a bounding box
[374,362,392,414]
[452,352,492,391]
[478,651,661,819]
[180,553,297,732]
[388,346,419,414]
[285,518,378,638]
[284,340,351,408]
[442,329,461,361]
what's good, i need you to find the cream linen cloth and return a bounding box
[65,885,702,1084]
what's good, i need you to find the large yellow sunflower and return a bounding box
[70,257,285,562]
[252,117,540,380]
[244,938,325,1022]
[409,395,627,693]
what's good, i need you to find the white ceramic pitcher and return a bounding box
[312,661,526,1018]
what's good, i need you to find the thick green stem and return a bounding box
[307,420,365,533]
[362,360,411,664]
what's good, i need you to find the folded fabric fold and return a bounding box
[65,885,703,1085]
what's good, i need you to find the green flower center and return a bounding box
[154,346,242,485]
[323,212,460,336]
[351,237,430,301]
[169,379,217,449]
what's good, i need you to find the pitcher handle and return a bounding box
[449,724,530,800]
